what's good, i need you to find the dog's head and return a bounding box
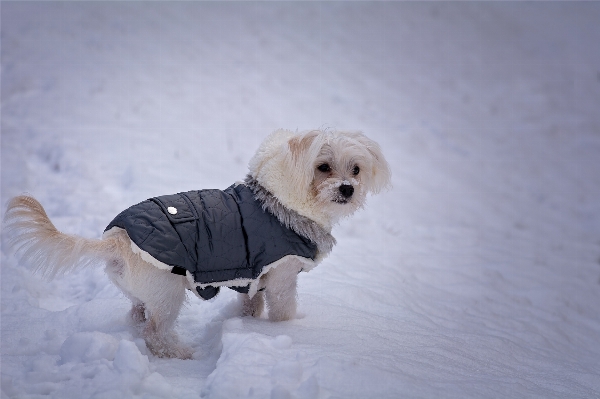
[249,129,391,229]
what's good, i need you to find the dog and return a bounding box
[3,129,391,359]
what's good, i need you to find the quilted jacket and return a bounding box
[104,183,318,299]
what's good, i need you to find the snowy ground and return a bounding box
[2,2,600,398]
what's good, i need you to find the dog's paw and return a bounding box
[171,346,193,360]
[144,333,193,359]
[148,343,193,359]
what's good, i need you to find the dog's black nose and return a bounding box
[339,184,354,198]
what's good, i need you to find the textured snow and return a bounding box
[2,2,600,398]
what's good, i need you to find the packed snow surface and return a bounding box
[2,2,600,398]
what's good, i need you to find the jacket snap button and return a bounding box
[167,206,178,215]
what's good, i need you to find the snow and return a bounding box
[2,2,600,398]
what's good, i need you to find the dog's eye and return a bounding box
[317,163,331,173]
[352,165,360,175]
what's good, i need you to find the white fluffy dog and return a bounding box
[4,129,390,359]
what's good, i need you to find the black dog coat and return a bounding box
[104,183,318,300]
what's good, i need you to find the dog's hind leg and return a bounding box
[105,257,148,327]
[111,269,190,358]
[130,262,192,359]
[103,238,192,359]
[241,291,264,318]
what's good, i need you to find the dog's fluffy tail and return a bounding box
[3,195,116,278]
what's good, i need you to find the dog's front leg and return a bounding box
[264,259,302,321]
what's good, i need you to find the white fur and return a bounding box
[249,129,391,230]
[3,129,390,359]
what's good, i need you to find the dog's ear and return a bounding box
[288,130,319,163]
[285,130,323,193]
[352,132,392,194]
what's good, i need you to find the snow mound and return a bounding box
[59,332,119,364]
[204,326,323,399]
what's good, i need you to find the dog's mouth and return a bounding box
[333,198,349,204]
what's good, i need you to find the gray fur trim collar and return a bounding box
[244,175,336,257]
